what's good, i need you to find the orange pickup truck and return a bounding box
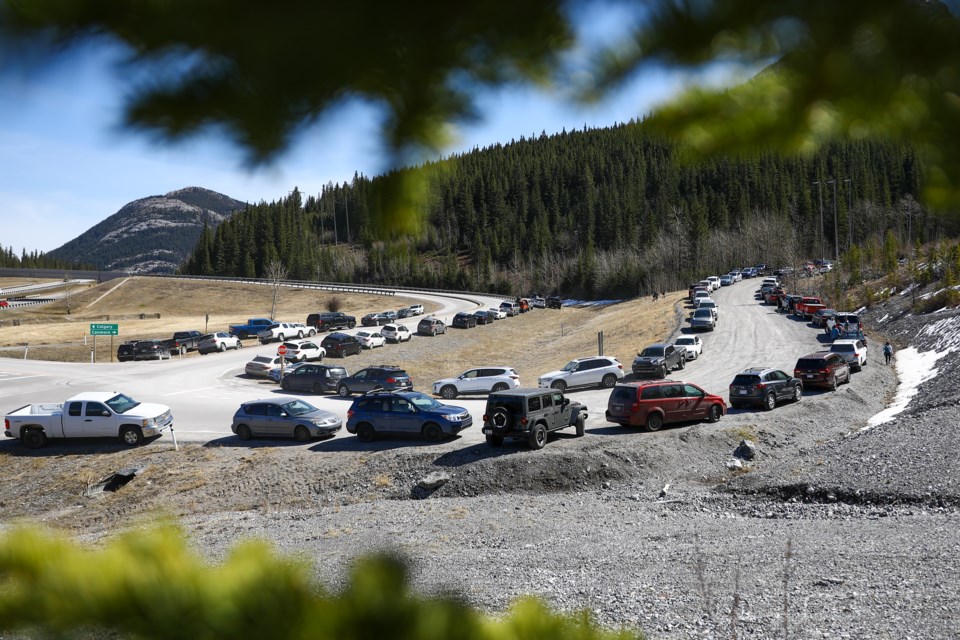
[793,296,826,319]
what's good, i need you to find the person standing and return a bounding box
[884,341,894,365]
[825,316,836,335]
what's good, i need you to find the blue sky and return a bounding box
[0,5,745,256]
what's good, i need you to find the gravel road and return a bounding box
[4,280,959,639]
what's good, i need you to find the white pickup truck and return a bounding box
[4,392,174,449]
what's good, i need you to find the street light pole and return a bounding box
[813,181,824,261]
[828,179,838,262]
[844,179,852,249]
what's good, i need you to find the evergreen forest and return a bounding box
[181,123,948,297]
[0,246,93,271]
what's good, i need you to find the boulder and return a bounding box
[417,471,451,490]
[733,439,757,460]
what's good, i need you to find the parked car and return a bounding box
[198,331,243,354]
[231,397,341,442]
[346,391,472,442]
[134,340,171,361]
[280,363,349,393]
[728,367,803,410]
[812,308,838,328]
[432,366,521,399]
[245,354,286,378]
[518,299,531,313]
[361,313,389,327]
[697,298,719,320]
[451,312,477,329]
[632,343,686,377]
[408,304,425,315]
[337,365,413,397]
[268,361,307,383]
[229,317,274,339]
[546,296,563,309]
[473,310,494,325]
[531,296,546,308]
[355,330,386,349]
[306,312,356,332]
[162,330,204,354]
[829,338,869,371]
[279,340,325,362]
[381,323,412,343]
[794,296,826,319]
[605,380,725,431]
[706,276,721,290]
[794,351,852,390]
[720,275,733,286]
[499,301,520,317]
[417,317,447,336]
[690,308,716,331]
[257,322,305,344]
[538,356,624,391]
[489,307,507,319]
[320,332,363,358]
[397,308,414,319]
[672,335,703,360]
[481,388,587,449]
[117,342,136,362]
[833,312,863,333]
[693,290,711,306]
[382,310,398,323]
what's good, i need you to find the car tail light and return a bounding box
[347,410,354,418]
[819,369,828,374]
[510,375,519,380]
[386,377,396,383]
[630,403,640,413]
[617,364,623,369]
[482,414,488,421]
[520,417,528,426]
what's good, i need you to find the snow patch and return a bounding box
[864,347,950,430]
[877,314,890,324]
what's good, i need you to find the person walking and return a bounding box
[884,341,894,365]
[825,316,835,335]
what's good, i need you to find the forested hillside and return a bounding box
[0,246,93,271]
[183,123,942,296]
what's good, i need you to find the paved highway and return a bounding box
[0,279,832,447]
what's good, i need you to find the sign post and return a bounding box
[277,344,287,378]
[90,323,119,363]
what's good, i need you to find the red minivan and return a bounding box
[605,380,726,432]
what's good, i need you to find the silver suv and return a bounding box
[537,356,624,392]
[432,366,520,399]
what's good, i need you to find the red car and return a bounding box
[0,299,7,308]
[605,380,726,432]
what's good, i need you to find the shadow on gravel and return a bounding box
[310,433,462,452]
[431,442,525,467]
[0,435,163,457]
[202,435,335,449]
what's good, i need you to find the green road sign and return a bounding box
[90,323,119,336]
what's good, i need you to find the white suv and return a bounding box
[198,332,242,354]
[432,367,521,399]
[829,338,868,371]
[538,356,624,392]
[381,323,412,343]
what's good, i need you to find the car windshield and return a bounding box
[106,394,140,414]
[639,347,665,357]
[675,338,694,346]
[694,309,712,318]
[409,394,442,411]
[561,361,579,372]
[281,399,317,416]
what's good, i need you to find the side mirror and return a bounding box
[101,411,111,417]
[563,398,570,407]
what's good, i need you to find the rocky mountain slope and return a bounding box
[45,187,246,273]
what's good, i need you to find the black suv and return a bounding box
[306,312,356,332]
[320,332,362,358]
[451,312,477,329]
[133,340,171,361]
[729,367,803,410]
[546,296,563,309]
[280,363,349,394]
[482,388,587,449]
[117,342,136,362]
[336,365,413,397]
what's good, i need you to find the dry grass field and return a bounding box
[0,278,682,370]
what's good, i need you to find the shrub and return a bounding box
[912,288,960,314]
[325,295,344,312]
[0,524,643,640]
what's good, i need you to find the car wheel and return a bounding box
[423,423,443,442]
[575,413,585,437]
[294,426,311,442]
[485,434,504,447]
[645,413,663,432]
[236,341,243,349]
[278,334,285,341]
[550,380,567,392]
[601,373,617,388]
[219,343,226,352]
[528,423,547,450]
[119,426,143,446]
[348,321,356,329]
[337,385,351,397]
[678,357,685,370]
[830,375,838,391]
[440,385,458,400]
[491,382,509,392]
[297,331,304,338]
[356,423,375,442]
[707,404,722,423]
[236,424,252,441]
[793,385,802,402]
[764,393,776,411]
[309,329,316,337]
[659,364,668,378]
[21,428,47,449]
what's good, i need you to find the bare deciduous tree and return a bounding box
[265,259,288,320]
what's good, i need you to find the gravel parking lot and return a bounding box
[3,279,958,639]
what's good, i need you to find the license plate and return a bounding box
[612,404,622,411]
[805,374,814,378]
[738,389,747,395]
[482,428,492,435]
